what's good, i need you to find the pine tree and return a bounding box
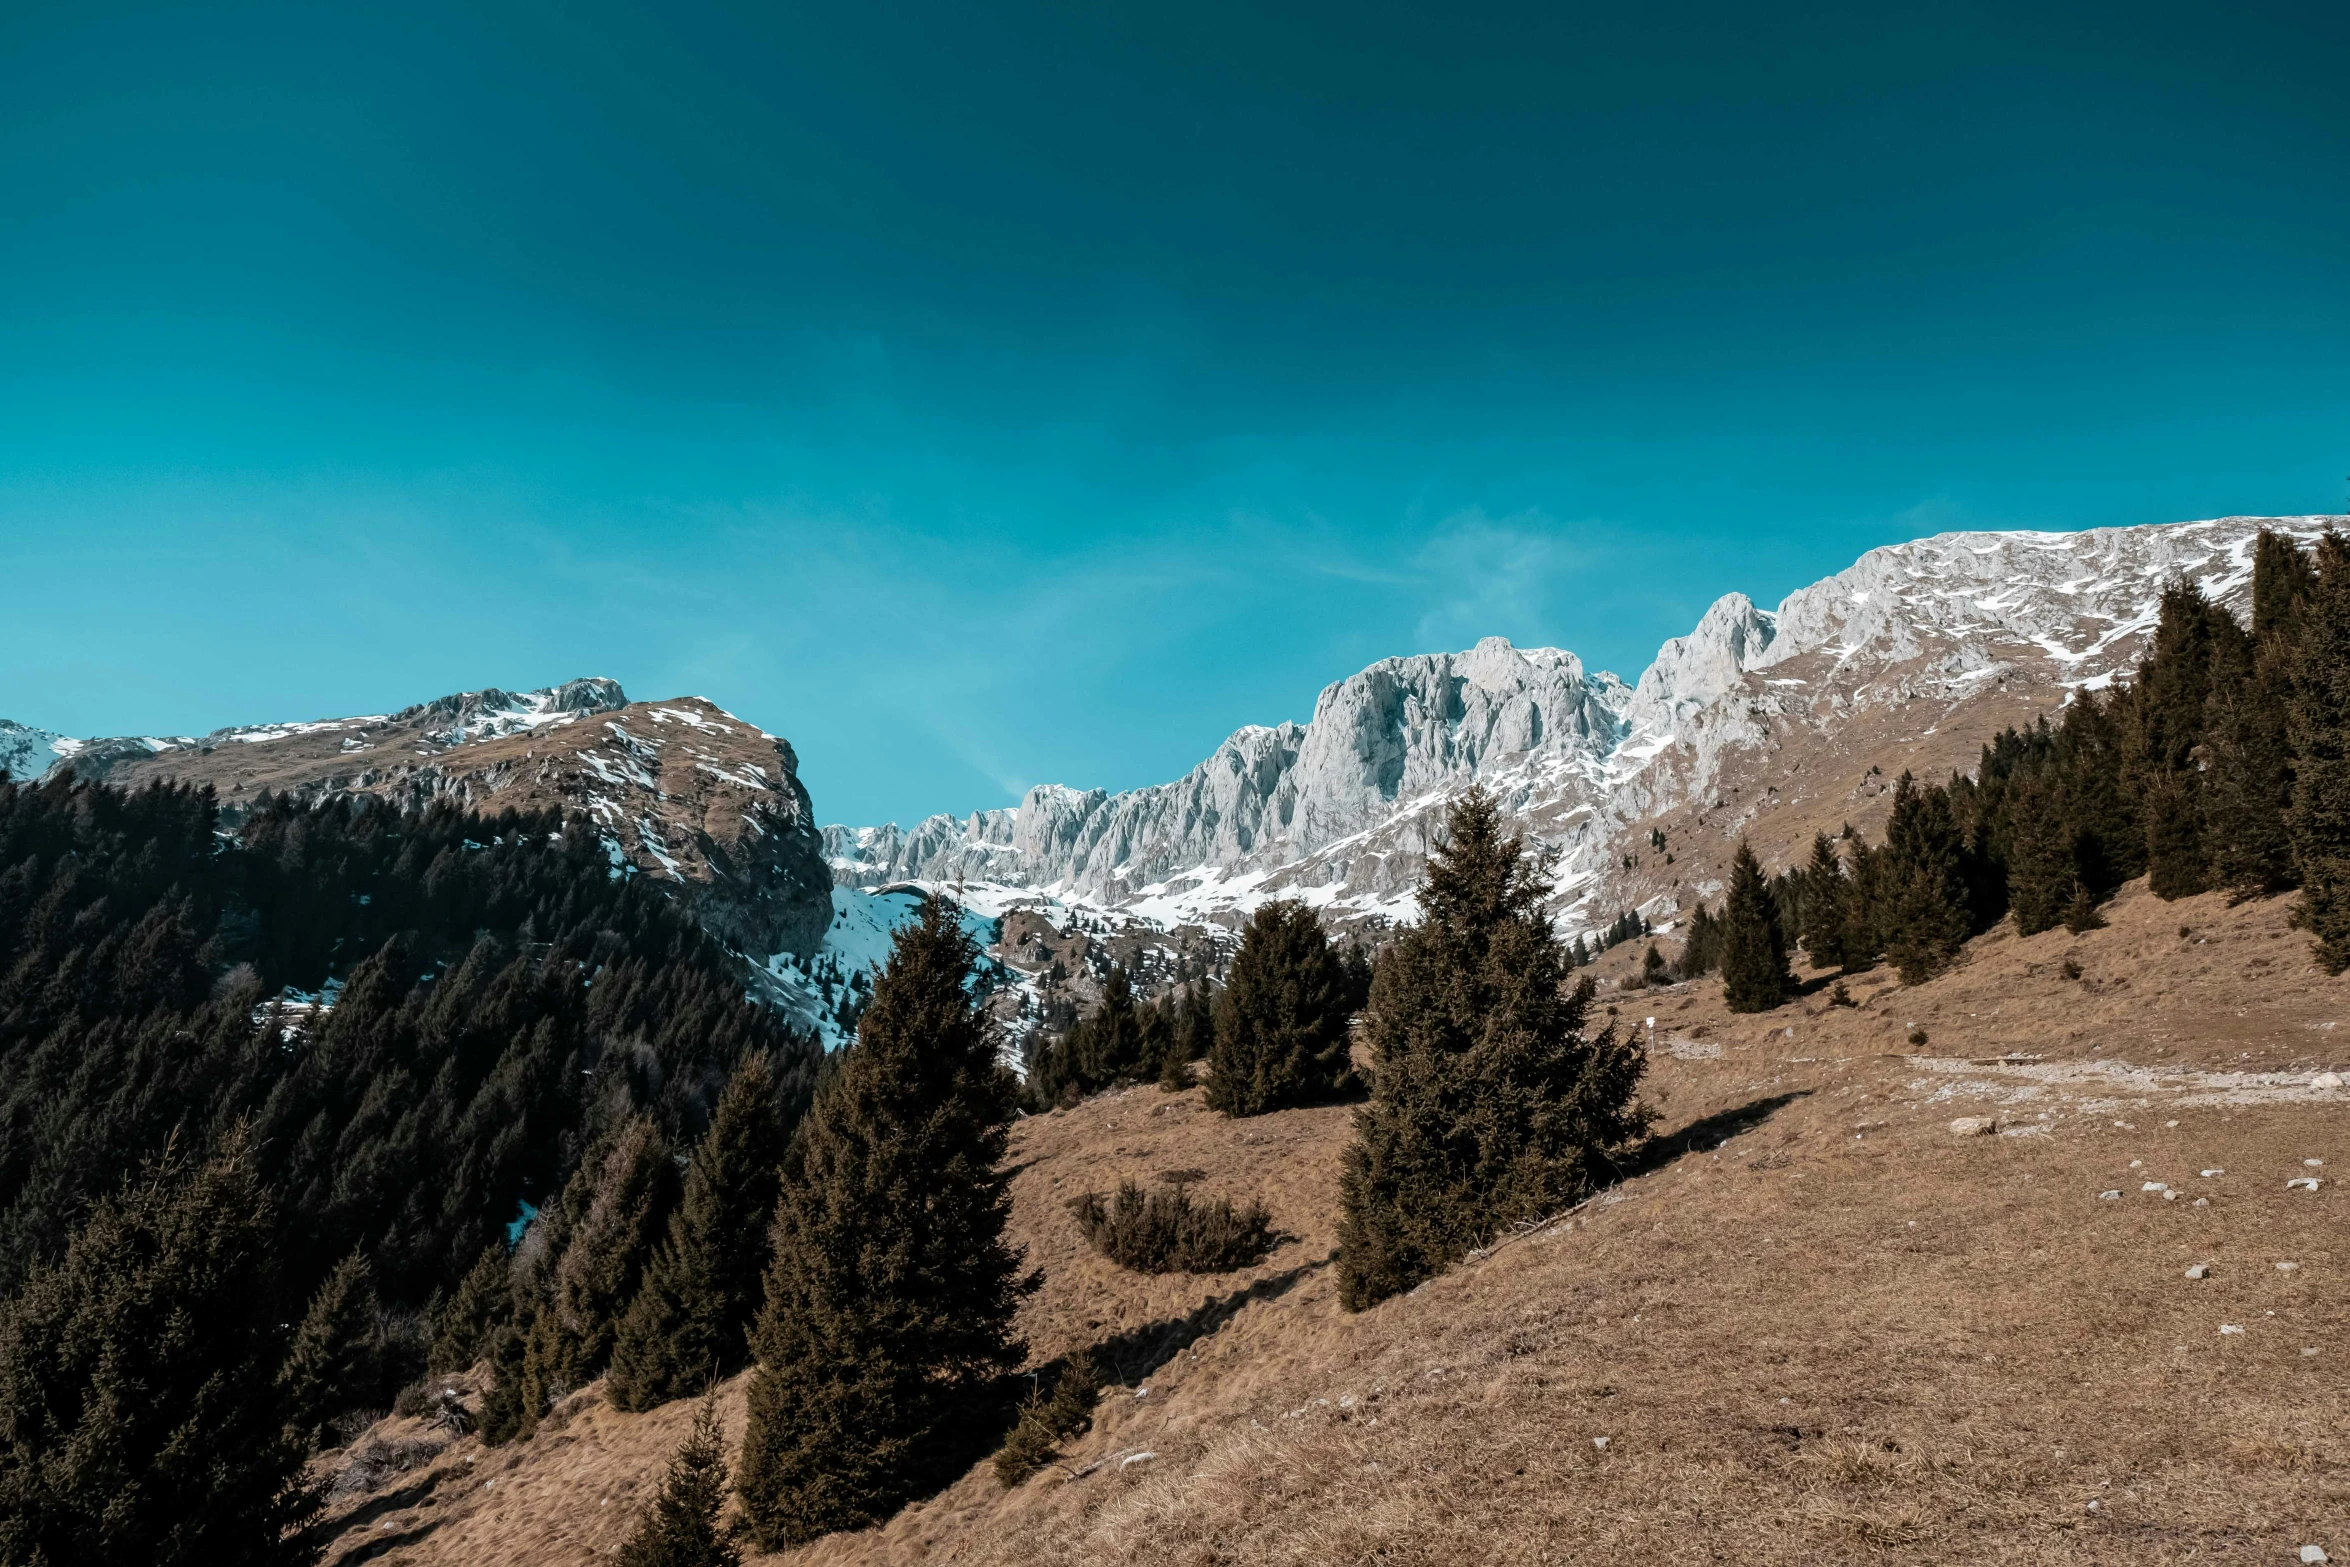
[2004,767,2078,935]
[2142,767,2208,900]
[617,1393,741,1567]
[2253,527,2318,642]
[1336,788,1651,1312]
[1841,835,1883,969]
[736,897,1033,1547]
[0,1137,321,1566]
[1027,966,1149,1106]
[1719,841,1793,1012]
[2205,569,2300,897]
[515,1115,678,1424]
[2063,880,2107,934]
[2288,532,2350,971]
[1878,774,1973,983]
[1798,832,1847,970]
[2126,582,2232,898]
[609,1053,789,1412]
[476,1315,535,1447]
[429,1243,514,1372]
[2054,687,2139,891]
[1676,904,1722,978]
[1204,901,1360,1117]
[1155,982,1216,1091]
[280,1250,385,1450]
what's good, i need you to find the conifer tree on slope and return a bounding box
[2206,531,2313,896]
[2003,766,2078,936]
[2287,532,2350,972]
[280,1250,386,1450]
[2253,527,2318,646]
[1720,840,1794,1012]
[1205,900,1360,1116]
[2126,581,2230,898]
[736,897,1032,1546]
[1878,773,1974,983]
[0,1136,320,1567]
[618,1393,740,1567]
[1336,788,1651,1312]
[429,1243,514,1373]
[512,1114,678,1430]
[609,1052,789,1412]
[1839,835,1884,969]
[1797,832,1847,971]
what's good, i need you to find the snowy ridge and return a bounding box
[828,515,2344,936]
[0,721,76,784]
[5,679,834,967]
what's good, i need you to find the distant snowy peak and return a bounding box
[392,677,630,746]
[6,678,634,784]
[0,721,75,784]
[830,634,1633,903]
[1611,515,2339,780]
[827,514,2345,930]
[6,679,832,962]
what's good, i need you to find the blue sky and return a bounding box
[3,0,2346,826]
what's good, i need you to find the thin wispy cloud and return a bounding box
[1407,508,1588,653]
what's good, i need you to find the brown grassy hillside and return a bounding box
[317,880,2348,1566]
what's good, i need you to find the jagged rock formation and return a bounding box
[20,681,831,960]
[829,515,2345,932]
[825,641,1630,910]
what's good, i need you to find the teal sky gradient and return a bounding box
[3,1,2347,824]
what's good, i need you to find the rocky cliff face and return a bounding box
[829,515,2344,932]
[826,640,1631,906]
[23,681,833,960]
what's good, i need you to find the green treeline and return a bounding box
[0,778,821,1561]
[1683,529,2350,1001]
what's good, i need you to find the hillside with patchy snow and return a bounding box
[14,679,835,989]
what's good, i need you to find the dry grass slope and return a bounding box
[319,880,2348,1566]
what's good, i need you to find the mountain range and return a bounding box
[825,513,2341,932]
[7,512,2340,996]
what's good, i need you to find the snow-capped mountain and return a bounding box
[827,515,2343,934]
[16,679,833,966]
[0,720,76,785]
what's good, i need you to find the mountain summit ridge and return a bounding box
[9,676,833,965]
[825,514,2344,928]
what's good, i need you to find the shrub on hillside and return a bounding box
[992,1351,1101,1487]
[1069,1180,1274,1275]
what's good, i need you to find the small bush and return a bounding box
[1069,1180,1274,1274]
[1829,981,1855,1008]
[2064,884,2107,935]
[993,1352,1101,1487]
[2059,957,2083,981]
[1906,1027,1929,1046]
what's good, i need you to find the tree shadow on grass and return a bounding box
[1622,1090,1811,1178]
[1087,1253,1333,1389]
[310,1475,443,1565]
